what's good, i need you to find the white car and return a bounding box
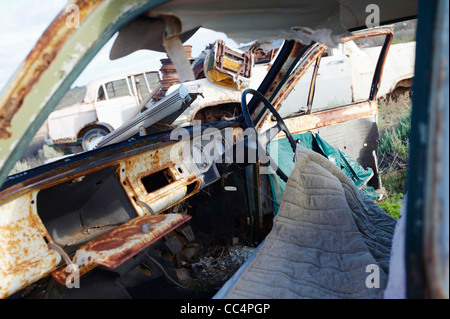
[45,69,160,151]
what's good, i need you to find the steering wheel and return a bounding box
[240,88,297,182]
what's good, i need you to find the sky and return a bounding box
[0,0,238,91]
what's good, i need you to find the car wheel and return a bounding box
[81,128,109,151]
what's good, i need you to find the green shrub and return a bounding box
[379,111,411,159]
[378,192,404,219]
[381,169,407,195]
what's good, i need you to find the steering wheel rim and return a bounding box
[241,89,297,152]
[240,88,297,182]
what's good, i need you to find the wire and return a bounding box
[143,252,188,290]
[47,242,80,286]
[240,174,280,207]
[136,200,155,215]
[47,242,74,267]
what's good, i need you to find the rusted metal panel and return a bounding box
[0,0,166,187]
[211,40,253,82]
[338,27,394,43]
[256,28,393,134]
[0,134,181,205]
[253,42,327,129]
[271,44,327,112]
[260,100,378,137]
[117,141,202,215]
[0,135,198,297]
[0,0,102,140]
[51,213,191,285]
[0,118,237,206]
[0,191,60,298]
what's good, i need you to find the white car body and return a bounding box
[45,69,161,147]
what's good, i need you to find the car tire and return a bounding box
[81,127,109,151]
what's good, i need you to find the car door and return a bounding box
[257,28,394,211]
[94,76,140,130]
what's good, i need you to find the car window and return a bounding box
[307,51,354,112]
[134,74,150,99]
[133,72,160,105]
[145,72,160,90]
[104,78,131,99]
[97,85,106,101]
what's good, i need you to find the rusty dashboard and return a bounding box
[0,122,241,297]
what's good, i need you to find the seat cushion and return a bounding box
[216,146,395,299]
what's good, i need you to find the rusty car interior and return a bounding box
[0,0,447,300]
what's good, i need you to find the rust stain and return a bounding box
[260,101,377,136]
[257,28,392,133]
[0,0,103,139]
[52,137,78,144]
[424,48,448,298]
[85,214,168,252]
[340,27,393,100]
[255,43,327,129]
[265,41,306,99]
[51,213,191,285]
[252,42,306,125]
[154,46,193,101]
[117,141,202,216]
[272,46,327,111]
[0,191,60,298]
[285,101,378,135]
[339,28,393,43]
[0,134,198,295]
[0,134,181,205]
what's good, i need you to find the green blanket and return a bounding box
[267,131,380,215]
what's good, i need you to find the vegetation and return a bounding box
[377,192,404,219]
[9,144,64,175]
[55,85,86,110]
[374,19,416,219]
[379,111,411,159]
[376,93,412,219]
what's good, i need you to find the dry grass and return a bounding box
[9,144,65,176]
[377,92,412,172]
[378,92,412,131]
[376,92,412,218]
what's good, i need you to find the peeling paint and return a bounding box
[0,191,60,298]
[51,213,191,285]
